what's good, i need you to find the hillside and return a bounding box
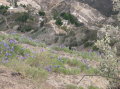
[0,0,111,47]
[0,0,120,89]
[0,31,109,89]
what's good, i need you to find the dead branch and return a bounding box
[77,74,120,84]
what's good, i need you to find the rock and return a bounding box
[8,7,27,13]
[17,0,41,10]
[52,0,105,27]
[78,0,113,16]
[106,17,115,24]
[0,0,10,6]
[31,24,57,45]
[12,25,19,31]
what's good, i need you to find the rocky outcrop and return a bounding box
[51,0,105,27]
[0,0,10,6]
[17,0,107,26]
[78,0,113,16]
[70,1,105,26]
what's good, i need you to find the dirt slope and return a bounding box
[0,66,55,89]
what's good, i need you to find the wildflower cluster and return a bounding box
[0,39,30,63]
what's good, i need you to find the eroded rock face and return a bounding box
[16,0,105,47]
[70,1,105,26]
[52,0,105,27]
[17,0,109,26]
[78,0,113,16]
[34,0,113,16]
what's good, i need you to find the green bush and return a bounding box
[60,12,84,26]
[55,17,63,26]
[39,11,45,16]
[0,5,9,15]
[60,12,70,20]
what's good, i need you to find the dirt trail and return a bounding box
[47,73,108,89]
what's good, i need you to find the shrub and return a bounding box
[55,17,63,26]
[0,5,9,15]
[60,12,70,20]
[60,12,84,26]
[38,11,45,16]
[20,4,26,8]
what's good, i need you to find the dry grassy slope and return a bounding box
[0,36,109,89]
[21,44,109,89]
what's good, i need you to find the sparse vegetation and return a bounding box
[0,33,48,82]
[0,0,120,89]
[16,12,30,23]
[52,46,100,61]
[60,12,84,26]
[65,84,78,89]
[55,17,63,26]
[88,85,100,89]
[17,25,32,32]
[0,5,9,15]
[39,11,45,16]
[65,84,84,89]
[15,12,36,32]
[53,12,83,27]
[95,26,120,89]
